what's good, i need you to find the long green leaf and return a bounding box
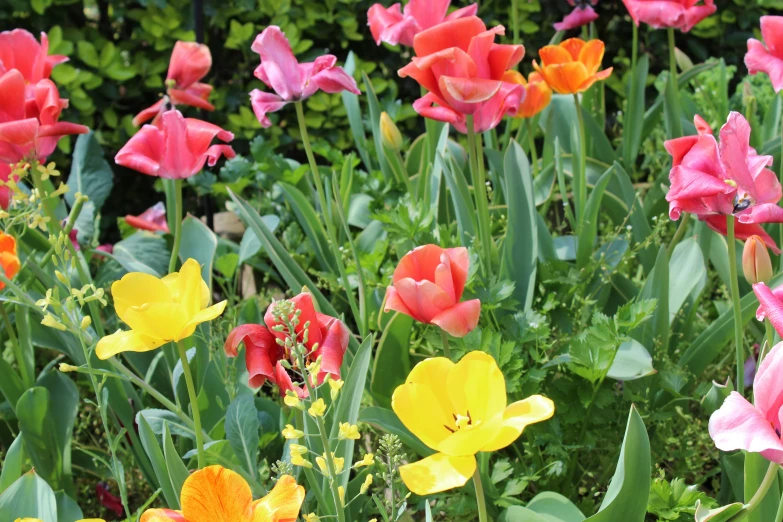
[441,151,477,246]
[280,182,335,271]
[225,394,260,480]
[341,52,373,171]
[358,406,433,458]
[138,414,180,508]
[0,435,25,493]
[163,422,191,502]
[622,54,649,168]
[576,165,614,269]
[178,215,218,289]
[371,313,412,409]
[0,471,57,522]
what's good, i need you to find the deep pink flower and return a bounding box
[0,163,13,210]
[367,0,478,48]
[0,69,89,164]
[665,112,783,253]
[96,243,114,254]
[115,110,234,179]
[554,1,599,31]
[0,29,67,85]
[746,16,783,93]
[96,482,124,517]
[621,0,716,32]
[249,26,361,128]
[125,202,169,233]
[754,283,783,338]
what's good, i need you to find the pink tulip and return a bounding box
[665,112,783,253]
[367,0,478,48]
[621,0,716,32]
[709,340,783,465]
[384,244,481,337]
[554,1,599,32]
[0,70,89,164]
[115,109,234,179]
[249,26,361,128]
[0,29,67,85]
[125,202,169,233]
[745,16,783,93]
[753,283,783,338]
[0,163,13,210]
[133,41,215,126]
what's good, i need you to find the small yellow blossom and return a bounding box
[282,424,304,439]
[360,473,373,494]
[328,378,344,401]
[41,313,67,331]
[290,444,312,469]
[316,453,345,475]
[284,392,304,410]
[80,316,92,330]
[354,453,374,468]
[308,398,326,417]
[59,363,78,373]
[36,162,60,181]
[306,355,321,377]
[338,423,360,440]
[55,270,69,285]
[303,514,320,522]
[338,486,345,506]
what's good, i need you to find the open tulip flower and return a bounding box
[115,109,235,179]
[125,202,170,233]
[367,0,478,48]
[665,112,783,252]
[0,29,67,86]
[96,258,227,359]
[392,351,554,495]
[0,69,89,164]
[141,465,305,522]
[621,0,716,32]
[225,292,349,397]
[554,0,599,32]
[503,70,552,119]
[533,38,612,95]
[746,16,783,93]
[398,16,525,134]
[0,232,21,290]
[249,26,361,128]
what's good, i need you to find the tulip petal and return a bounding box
[384,286,414,317]
[481,395,556,452]
[446,350,506,423]
[225,323,281,388]
[393,278,455,323]
[413,16,487,57]
[753,341,783,430]
[368,3,407,46]
[112,272,174,323]
[738,203,783,225]
[140,509,187,522]
[274,360,309,398]
[431,299,481,338]
[180,465,254,522]
[702,215,781,254]
[406,0,449,29]
[746,38,783,93]
[250,474,305,522]
[309,64,361,96]
[445,247,469,301]
[313,313,349,376]
[249,89,288,128]
[392,381,455,449]
[439,76,501,105]
[133,99,166,127]
[578,39,605,76]
[399,453,476,496]
[167,41,211,89]
[115,124,165,177]
[540,62,589,95]
[96,329,167,360]
[121,302,189,341]
[168,258,205,317]
[182,300,227,335]
[251,26,302,100]
[405,356,455,417]
[554,5,599,31]
[754,283,783,338]
[709,391,783,465]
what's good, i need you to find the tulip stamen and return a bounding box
[732,193,753,213]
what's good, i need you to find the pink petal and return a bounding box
[115,124,165,177]
[251,26,302,100]
[274,360,308,398]
[311,313,348,377]
[431,299,481,337]
[393,244,448,284]
[694,114,713,135]
[746,38,783,93]
[469,80,525,133]
[0,69,27,122]
[167,41,212,89]
[761,16,783,56]
[264,292,323,353]
[754,283,783,337]
[412,16,487,57]
[393,278,455,323]
[719,112,757,197]
[554,5,600,31]
[368,3,415,47]
[249,89,288,128]
[680,4,717,32]
[412,93,463,128]
[445,247,469,301]
[0,29,47,83]
[702,215,781,254]
[709,391,783,464]
[160,110,194,178]
[406,0,449,29]
[384,286,414,317]
[737,203,783,224]
[133,99,167,127]
[126,202,169,232]
[306,60,361,98]
[444,4,479,22]
[169,88,216,112]
[753,341,783,432]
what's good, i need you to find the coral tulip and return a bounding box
[665,112,783,253]
[224,292,349,397]
[392,352,554,495]
[503,71,552,119]
[0,232,20,290]
[249,26,360,128]
[533,38,612,95]
[554,0,599,32]
[96,258,227,359]
[745,16,783,93]
[125,202,169,233]
[133,41,215,126]
[0,70,89,164]
[367,0,478,48]
[398,16,525,134]
[141,465,304,522]
[743,235,773,285]
[384,244,481,337]
[754,283,783,338]
[621,0,716,32]
[0,29,67,85]
[115,109,235,179]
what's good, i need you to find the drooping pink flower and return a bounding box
[133,41,215,126]
[621,0,716,32]
[554,0,599,31]
[745,16,783,94]
[384,244,481,337]
[754,283,783,338]
[249,26,361,128]
[115,109,234,179]
[125,202,169,233]
[0,70,89,164]
[665,112,783,253]
[367,0,478,48]
[0,29,67,85]
[398,16,526,134]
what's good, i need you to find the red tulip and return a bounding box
[115,109,234,179]
[384,244,480,337]
[665,112,783,253]
[0,70,89,164]
[224,292,349,397]
[554,1,599,32]
[398,16,525,134]
[368,0,478,48]
[133,41,215,126]
[125,202,169,233]
[621,0,716,32]
[746,16,783,94]
[0,29,67,86]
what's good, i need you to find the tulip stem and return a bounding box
[727,216,745,393]
[765,319,775,364]
[176,339,205,469]
[730,461,780,522]
[667,212,690,258]
[168,179,183,274]
[467,115,494,277]
[573,94,587,226]
[440,329,451,360]
[473,468,488,522]
[527,119,540,178]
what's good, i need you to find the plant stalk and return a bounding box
[440,328,451,361]
[0,302,30,386]
[473,468,488,522]
[168,178,183,274]
[466,115,494,277]
[727,216,745,393]
[667,213,691,258]
[730,461,780,522]
[573,94,587,226]
[527,119,540,178]
[176,339,205,468]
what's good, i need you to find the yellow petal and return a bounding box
[140,508,186,522]
[436,411,504,457]
[481,395,555,452]
[176,259,206,317]
[96,329,167,360]
[162,260,211,311]
[399,453,476,496]
[392,382,454,450]
[251,474,305,522]
[122,302,189,341]
[446,351,506,425]
[181,465,254,522]
[405,357,454,422]
[112,272,173,323]
[180,300,227,336]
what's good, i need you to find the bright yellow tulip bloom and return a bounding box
[141,465,304,522]
[392,351,555,496]
[96,259,227,359]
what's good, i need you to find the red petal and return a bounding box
[430,299,481,337]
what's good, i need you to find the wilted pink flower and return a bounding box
[745,16,783,93]
[554,0,599,31]
[0,29,67,86]
[621,0,716,32]
[96,482,124,517]
[249,26,361,128]
[125,202,169,233]
[367,0,478,48]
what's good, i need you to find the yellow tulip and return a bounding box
[96,259,227,359]
[392,351,554,496]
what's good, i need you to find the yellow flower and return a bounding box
[316,453,345,475]
[360,473,373,494]
[392,351,554,496]
[16,519,104,522]
[284,392,304,410]
[303,514,320,522]
[338,422,360,440]
[328,377,344,401]
[59,363,78,373]
[140,465,304,522]
[354,453,374,468]
[307,356,322,377]
[338,486,345,506]
[282,424,304,439]
[290,444,312,468]
[96,259,227,359]
[308,398,326,417]
[36,162,60,181]
[41,313,67,331]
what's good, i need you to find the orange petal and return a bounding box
[251,475,305,522]
[560,37,586,61]
[576,67,613,93]
[537,45,573,66]
[431,299,481,338]
[140,509,188,522]
[543,62,590,95]
[180,465,254,522]
[578,39,606,76]
[518,80,552,118]
[502,70,526,85]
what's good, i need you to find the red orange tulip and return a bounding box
[533,38,612,95]
[503,71,552,119]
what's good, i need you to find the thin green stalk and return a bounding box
[730,462,780,522]
[667,27,683,139]
[303,466,329,512]
[393,148,414,197]
[775,478,783,522]
[667,213,691,258]
[727,216,745,393]
[168,179,183,274]
[0,302,29,386]
[440,329,451,360]
[473,468,488,522]
[526,119,540,177]
[467,115,493,277]
[176,339,205,469]
[624,22,639,169]
[766,319,775,364]
[573,93,587,226]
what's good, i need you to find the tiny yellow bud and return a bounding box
[55,270,69,285]
[338,485,345,506]
[41,313,67,331]
[289,444,308,457]
[354,453,374,468]
[328,378,344,401]
[282,424,304,439]
[308,398,326,417]
[80,316,92,330]
[360,473,373,494]
[338,422,360,440]
[380,112,403,151]
[291,453,312,468]
[59,363,78,373]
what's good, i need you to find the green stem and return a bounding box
[466,115,493,277]
[394,148,414,195]
[473,468,488,522]
[727,216,745,393]
[0,302,29,386]
[526,119,540,178]
[303,466,329,511]
[667,213,691,258]
[666,27,683,139]
[775,478,783,522]
[573,94,587,226]
[168,179,183,274]
[176,339,205,469]
[668,28,678,92]
[765,319,775,364]
[731,462,780,522]
[440,329,451,361]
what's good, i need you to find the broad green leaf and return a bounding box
[634,246,669,354]
[0,471,57,522]
[279,182,334,271]
[358,407,433,458]
[441,151,477,246]
[238,214,280,264]
[163,423,190,501]
[606,340,655,381]
[0,435,25,493]
[178,215,218,288]
[702,379,733,416]
[138,414,180,508]
[0,358,24,413]
[526,492,585,522]
[108,232,169,276]
[16,387,68,491]
[576,164,614,269]
[362,72,394,180]
[745,452,779,522]
[137,409,196,440]
[55,490,84,522]
[341,52,373,172]
[65,132,114,210]
[664,71,683,139]
[35,371,79,494]
[669,238,706,324]
[225,394,260,479]
[694,501,744,522]
[622,54,649,169]
[371,312,412,409]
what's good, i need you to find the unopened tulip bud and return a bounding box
[380,112,403,151]
[743,235,773,285]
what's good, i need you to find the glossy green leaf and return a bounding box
[362,72,394,180]
[527,492,585,522]
[634,246,669,354]
[441,150,477,246]
[162,422,190,501]
[280,182,334,271]
[16,386,69,491]
[576,164,614,269]
[138,414,180,508]
[65,131,114,210]
[238,214,280,264]
[0,435,25,494]
[108,232,169,277]
[606,340,655,381]
[225,394,260,479]
[55,490,84,522]
[371,312,412,409]
[341,52,373,172]
[178,215,218,288]
[694,501,744,522]
[669,238,706,324]
[0,471,57,522]
[622,54,649,168]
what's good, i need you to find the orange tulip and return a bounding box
[533,38,613,95]
[0,232,20,289]
[503,71,552,119]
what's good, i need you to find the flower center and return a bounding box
[445,411,478,433]
[733,193,753,213]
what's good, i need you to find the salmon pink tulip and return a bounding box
[0,70,88,163]
[621,0,716,32]
[754,283,783,338]
[554,0,599,32]
[384,244,480,337]
[249,26,360,128]
[225,292,349,397]
[125,202,169,233]
[367,0,478,48]
[115,110,234,179]
[533,38,612,95]
[133,41,215,126]
[0,29,67,85]
[746,16,783,93]
[398,17,525,134]
[665,112,783,253]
